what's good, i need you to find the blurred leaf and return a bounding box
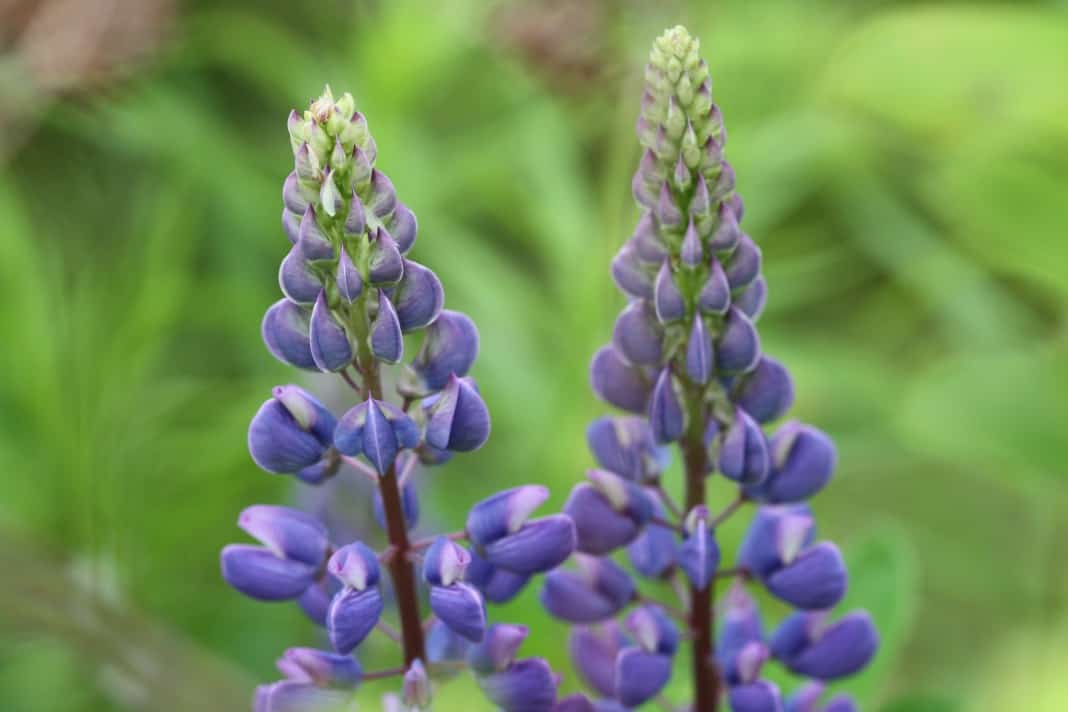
[898,344,1068,493]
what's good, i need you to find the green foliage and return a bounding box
[1,0,1066,709]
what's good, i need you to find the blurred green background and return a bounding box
[1,0,1067,710]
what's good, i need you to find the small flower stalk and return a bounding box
[223,87,576,711]
[544,27,878,711]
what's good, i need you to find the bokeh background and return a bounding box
[2,0,1067,710]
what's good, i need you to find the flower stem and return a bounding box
[682,389,721,711]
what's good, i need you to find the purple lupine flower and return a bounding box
[275,648,362,688]
[466,486,576,575]
[477,658,560,712]
[248,385,337,479]
[423,538,486,642]
[771,611,879,680]
[536,26,878,711]
[326,542,385,653]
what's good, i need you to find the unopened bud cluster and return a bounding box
[543,27,879,711]
[221,87,578,711]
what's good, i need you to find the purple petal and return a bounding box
[736,275,768,321]
[482,514,576,575]
[624,604,678,655]
[366,170,397,219]
[258,681,352,712]
[655,182,682,229]
[282,172,309,214]
[728,680,783,712]
[754,423,836,503]
[563,483,642,555]
[368,228,404,285]
[343,191,366,236]
[709,200,741,252]
[569,623,625,698]
[653,260,685,323]
[423,537,470,587]
[238,505,328,567]
[467,623,530,674]
[282,208,300,244]
[298,206,334,260]
[784,680,824,712]
[370,292,404,363]
[787,611,879,680]
[310,291,353,372]
[698,257,731,314]
[681,220,703,267]
[676,509,719,590]
[327,586,384,654]
[477,658,559,712]
[718,408,769,485]
[465,550,531,603]
[824,694,859,712]
[466,485,549,547]
[430,583,486,642]
[553,695,596,712]
[726,234,762,290]
[765,541,847,610]
[388,202,418,253]
[427,620,470,665]
[220,544,316,601]
[649,369,684,444]
[360,398,399,474]
[717,306,761,374]
[685,316,714,385]
[248,397,329,475]
[614,648,672,708]
[277,647,361,687]
[297,579,333,626]
[425,375,491,452]
[586,416,669,482]
[327,541,381,590]
[611,240,654,299]
[735,357,794,424]
[279,245,322,304]
[612,300,663,366]
[737,504,815,578]
[336,247,363,303]
[392,260,444,331]
[409,310,479,394]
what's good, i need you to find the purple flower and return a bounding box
[333,398,419,474]
[467,623,529,674]
[466,485,576,575]
[391,259,444,331]
[590,345,652,414]
[718,408,770,485]
[728,680,783,712]
[586,416,670,483]
[771,611,879,680]
[675,505,720,590]
[563,469,653,555]
[424,375,491,452]
[276,647,362,688]
[649,368,684,444]
[747,422,837,503]
[614,647,672,707]
[405,310,479,395]
[248,385,337,477]
[568,623,626,698]
[325,542,384,654]
[735,356,795,425]
[477,658,560,712]
[540,555,635,623]
[717,306,761,374]
[220,505,329,601]
[262,299,315,370]
[310,290,354,372]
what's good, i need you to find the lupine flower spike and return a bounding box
[223,86,575,711]
[541,27,878,711]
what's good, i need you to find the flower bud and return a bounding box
[392,260,444,331]
[717,306,761,373]
[676,505,720,589]
[736,275,767,321]
[370,292,404,363]
[766,541,847,610]
[248,385,336,475]
[465,551,531,604]
[310,291,353,372]
[735,356,794,424]
[262,299,315,370]
[298,580,333,627]
[709,201,741,252]
[586,416,669,482]
[220,544,318,601]
[327,585,384,654]
[349,146,372,189]
[425,375,491,452]
[612,300,663,366]
[771,611,878,680]
[477,658,559,712]
[824,695,859,712]
[298,206,334,261]
[388,203,418,254]
[367,228,404,285]
[319,169,344,217]
[402,660,431,709]
[467,624,529,674]
[540,554,635,623]
[718,408,769,484]
[681,220,703,268]
[615,647,672,708]
[336,246,363,303]
[690,173,712,219]
[276,647,362,688]
[685,316,714,385]
[569,623,626,698]
[367,170,397,219]
[718,583,766,684]
[334,398,419,474]
[750,422,836,503]
[633,213,667,263]
[726,234,761,291]
[611,241,654,299]
[653,260,685,323]
[650,369,684,444]
[590,345,652,414]
[279,245,322,305]
[283,171,310,215]
[406,310,479,395]
[564,470,653,554]
[624,604,678,655]
[423,537,470,587]
[728,680,782,712]
[429,582,486,642]
[697,257,730,315]
[655,182,683,230]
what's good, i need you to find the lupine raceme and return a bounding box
[540,26,879,711]
[221,26,879,712]
[222,86,576,711]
